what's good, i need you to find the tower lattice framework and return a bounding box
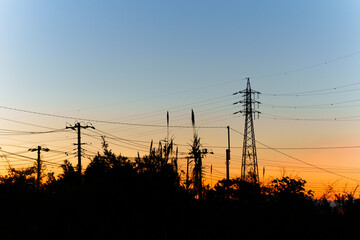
[234,78,261,183]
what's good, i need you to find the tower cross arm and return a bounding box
[233,77,260,183]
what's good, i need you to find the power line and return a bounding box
[116,94,233,122]
[252,50,360,80]
[91,94,233,142]
[82,131,149,153]
[83,102,233,142]
[0,149,61,167]
[263,104,360,109]
[92,93,233,138]
[0,117,59,130]
[262,82,360,97]
[0,105,226,128]
[258,146,360,150]
[188,144,360,150]
[0,128,67,136]
[259,157,360,171]
[262,98,360,109]
[0,150,30,156]
[230,127,360,183]
[262,112,360,122]
[89,128,150,149]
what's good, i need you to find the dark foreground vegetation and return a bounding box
[0,142,359,240]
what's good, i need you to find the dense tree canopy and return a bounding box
[0,142,358,239]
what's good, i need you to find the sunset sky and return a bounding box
[0,0,360,196]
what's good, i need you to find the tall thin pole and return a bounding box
[226,126,230,182]
[210,164,213,187]
[37,146,41,188]
[77,123,81,176]
[167,111,169,144]
[166,111,170,165]
[29,146,49,189]
[198,153,202,200]
[226,126,230,195]
[66,122,95,179]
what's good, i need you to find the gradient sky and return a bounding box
[0,0,360,196]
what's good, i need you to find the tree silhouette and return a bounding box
[267,176,313,200]
[0,143,358,239]
[0,165,36,188]
[189,131,203,200]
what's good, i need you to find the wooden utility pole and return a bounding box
[226,126,230,181]
[29,146,49,189]
[66,122,95,178]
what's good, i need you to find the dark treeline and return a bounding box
[0,140,359,239]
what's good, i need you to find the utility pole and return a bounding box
[167,111,169,146]
[226,126,230,194]
[210,164,213,187]
[29,146,49,189]
[167,111,169,165]
[233,77,261,183]
[165,111,173,166]
[66,122,95,178]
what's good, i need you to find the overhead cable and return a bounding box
[0,105,226,128]
[230,127,360,183]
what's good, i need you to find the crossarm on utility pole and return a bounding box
[66,122,95,178]
[28,146,49,189]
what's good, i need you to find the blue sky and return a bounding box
[1,0,359,112]
[0,0,360,192]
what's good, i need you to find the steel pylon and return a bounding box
[233,78,261,183]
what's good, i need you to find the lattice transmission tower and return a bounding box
[234,78,261,183]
